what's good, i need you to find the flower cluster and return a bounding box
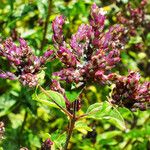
[0,38,53,87]
[117,0,147,36]
[52,3,126,85]
[110,71,150,111]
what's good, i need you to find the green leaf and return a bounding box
[146,33,150,46]
[37,70,45,85]
[126,125,150,138]
[33,89,66,109]
[21,29,37,38]
[28,133,41,148]
[97,131,122,146]
[100,131,122,139]
[0,92,17,117]
[65,86,83,102]
[42,133,51,141]
[105,107,126,130]
[51,131,66,149]
[86,102,126,130]
[129,36,142,45]
[36,0,47,18]
[86,102,112,116]
[75,121,92,134]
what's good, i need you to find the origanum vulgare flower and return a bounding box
[117,0,147,36]
[0,38,53,87]
[111,71,150,111]
[52,3,126,85]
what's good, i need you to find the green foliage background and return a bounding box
[0,0,150,149]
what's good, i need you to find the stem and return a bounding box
[64,118,76,150]
[39,85,73,119]
[64,101,77,150]
[20,110,28,134]
[40,0,52,50]
[19,110,28,145]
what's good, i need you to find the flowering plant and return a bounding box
[0,1,149,150]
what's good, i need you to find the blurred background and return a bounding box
[0,0,150,149]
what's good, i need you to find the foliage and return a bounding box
[0,0,150,150]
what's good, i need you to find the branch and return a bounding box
[64,101,77,150]
[40,0,52,50]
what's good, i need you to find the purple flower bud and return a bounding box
[90,3,106,44]
[14,59,21,65]
[50,80,65,95]
[90,3,106,32]
[6,72,16,80]
[43,50,53,58]
[19,38,27,47]
[20,73,38,87]
[41,138,53,150]
[57,46,77,67]
[40,50,54,65]
[95,70,108,83]
[52,16,65,46]
[53,68,81,83]
[70,24,93,57]
[0,71,16,80]
[0,74,7,79]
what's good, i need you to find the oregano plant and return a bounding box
[0,2,149,150]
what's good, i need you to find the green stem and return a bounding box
[19,110,28,146]
[20,111,28,134]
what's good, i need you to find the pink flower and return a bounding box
[52,4,126,85]
[111,71,150,111]
[0,38,53,87]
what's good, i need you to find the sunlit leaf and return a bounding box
[86,102,126,130]
[75,121,92,134]
[33,89,66,109]
[65,86,83,102]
